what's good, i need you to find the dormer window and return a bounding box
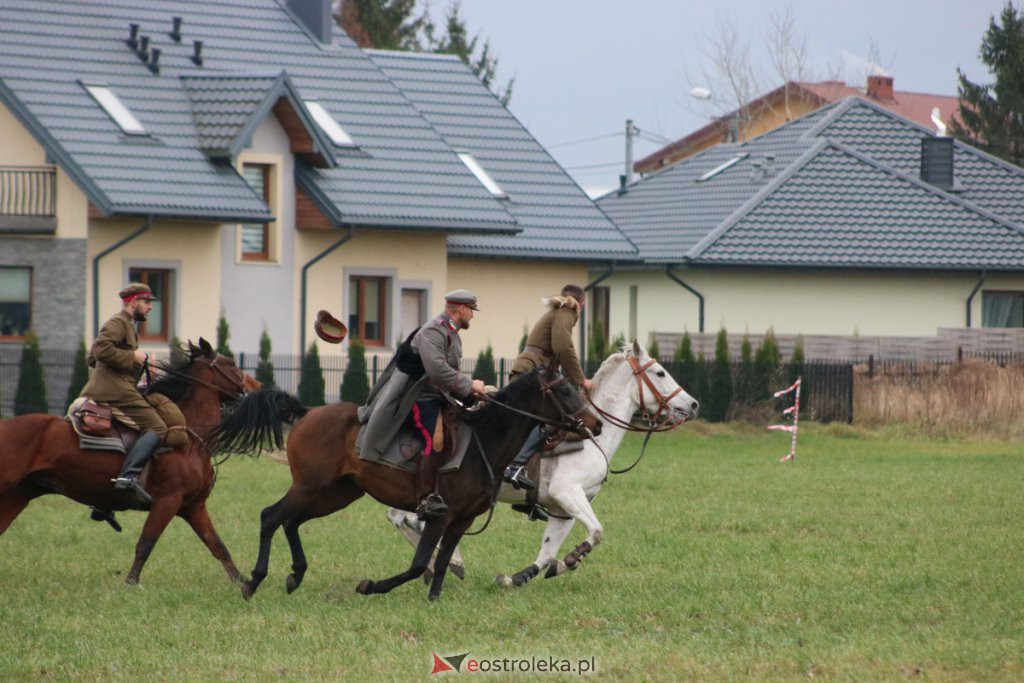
[457,151,506,197]
[696,154,748,182]
[304,100,355,147]
[83,84,146,135]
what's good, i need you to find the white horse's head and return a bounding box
[593,340,699,424]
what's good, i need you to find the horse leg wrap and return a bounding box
[563,541,593,570]
[512,564,540,587]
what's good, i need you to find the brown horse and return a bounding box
[0,338,259,592]
[214,367,602,601]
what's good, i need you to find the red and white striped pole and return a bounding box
[767,377,801,462]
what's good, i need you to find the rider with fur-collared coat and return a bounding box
[504,284,592,493]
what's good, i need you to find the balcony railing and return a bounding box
[0,165,57,232]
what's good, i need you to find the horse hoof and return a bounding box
[240,581,256,601]
[495,574,513,588]
[285,574,301,594]
[450,563,466,581]
[428,592,441,602]
[421,568,434,586]
[124,575,140,586]
[544,561,566,579]
[355,579,373,595]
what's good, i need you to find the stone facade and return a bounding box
[0,236,87,351]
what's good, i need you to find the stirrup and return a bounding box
[415,493,447,521]
[503,465,536,491]
[89,507,123,532]
[511,503,548,522]
[112,477,152,505]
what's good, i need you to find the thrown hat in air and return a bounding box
[119,282,157,302]
[445,289,480,311]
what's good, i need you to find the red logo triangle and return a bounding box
[431,652,455,675]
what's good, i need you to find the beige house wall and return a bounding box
[87,218,222,350]
[447,258,589,359]
[296,228,449,358]
[602,268,1024,343]
[0,101,89,239]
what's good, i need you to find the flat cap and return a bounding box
[445,289,479,311]
[119,282,157,302]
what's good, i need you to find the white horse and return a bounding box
[388,340,699,587]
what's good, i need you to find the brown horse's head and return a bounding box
[536,366,602,437]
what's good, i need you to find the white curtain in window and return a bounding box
[982,292,1024,327]
[0,268,30,302]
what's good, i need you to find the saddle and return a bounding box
[66,397,181,455]
[356,406,474,475]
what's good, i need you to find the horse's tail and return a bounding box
[212,389,308,456]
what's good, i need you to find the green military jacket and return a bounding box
[511,295,586,385]
[80,309,145,404]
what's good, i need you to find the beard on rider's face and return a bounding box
[131,304,149,322]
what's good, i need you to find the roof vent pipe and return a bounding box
[148,48,161,74]
[137,35,150,60]
[170,17,183,42]
[191,40,203,66]
[764,154,776,176]
[126,23,140,50]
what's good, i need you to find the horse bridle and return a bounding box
[586,355,687,433]
[477,373,591,433]
[149,355,248,401]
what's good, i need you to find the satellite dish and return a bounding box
[931,107,948,137]
[689,87,713,101]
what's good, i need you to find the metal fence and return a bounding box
[2,346,1022,423]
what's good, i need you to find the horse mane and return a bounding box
[460,368,543,433]
[143,354,200,401]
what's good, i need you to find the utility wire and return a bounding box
[548,132,621,149]
[563,161,622,171]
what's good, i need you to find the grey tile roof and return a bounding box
[599,95,1024,271]
[367,50,637,261]
[0,0,517,233]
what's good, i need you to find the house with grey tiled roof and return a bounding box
[594,96,1024,349]
[0,0,635,369]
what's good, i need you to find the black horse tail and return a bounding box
[212,389,308,456]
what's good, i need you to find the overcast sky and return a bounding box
[423,0,1011,197]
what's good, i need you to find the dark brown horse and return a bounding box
[214,367,602,601]
[0,338,259,592]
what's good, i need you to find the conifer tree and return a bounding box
[65,337,90,410]
[647,335,661,362]
[255,329,276,388]
[298,342,326,407]
[587,321,608,375]
[673,331,696,390]
[788,335,808,416]
[754,329,781,402]
[609,333,626,359]
[692,351,710,411]
[735,334,755,406]
[705,328,734,422]
[341,338,370,405]
[952,2,1024,165]
[15,330,47,415]
[472,343,497,386]
[216,310,234,361]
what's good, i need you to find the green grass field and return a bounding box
[1,424,1022,681]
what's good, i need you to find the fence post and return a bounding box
[499,358,506,389]
[238,351,246,372]
[371,355,378,385]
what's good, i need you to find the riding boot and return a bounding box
[503,425,543,491]
[415,453,447,520]
[112,431,161,507]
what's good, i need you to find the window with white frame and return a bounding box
[0,267,31,339]
[982,291,1024,327]
[240,163,274,261]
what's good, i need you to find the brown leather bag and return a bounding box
[76,399,112,436]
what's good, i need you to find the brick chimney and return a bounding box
[866,75,894,101]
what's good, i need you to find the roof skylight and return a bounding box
[84,84,146,135]
[304,100,356,147]
[457,152,506,197]
[696,154,748,182]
